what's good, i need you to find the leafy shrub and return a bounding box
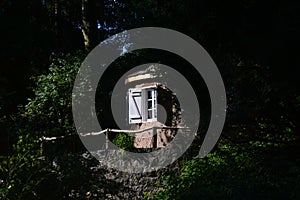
[22,51,85,136]
[0,129,57,199]
[112,133,134,151]
[145,137,300,200]
[0,52,87,199]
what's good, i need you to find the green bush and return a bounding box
[22,51,85,136]
[0,52,87,199]
[145,137,300,200]
[112,133,134,151]
[0,129,58,199]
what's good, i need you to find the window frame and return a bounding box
[143,88,157,122]
[128,86,157,124]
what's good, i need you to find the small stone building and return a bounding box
[125,65,181,148]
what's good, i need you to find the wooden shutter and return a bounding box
[128,88,143,124]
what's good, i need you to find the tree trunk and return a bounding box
[81,0,98,51]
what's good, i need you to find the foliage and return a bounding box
[145,131,300,200]
[0,129,106,199]
[0,52,88,199]
[22,51,85,136]
[112,133,134,151]
[0,129,53,199]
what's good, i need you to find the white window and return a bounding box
[128,87,157,124]
[146,89,157,122]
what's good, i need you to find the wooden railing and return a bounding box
[40,125,184,141]
[39,126,186,154]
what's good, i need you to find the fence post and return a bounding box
[106,129,109,149]
[153,127,157,148]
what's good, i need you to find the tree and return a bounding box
[81,0,99,51]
